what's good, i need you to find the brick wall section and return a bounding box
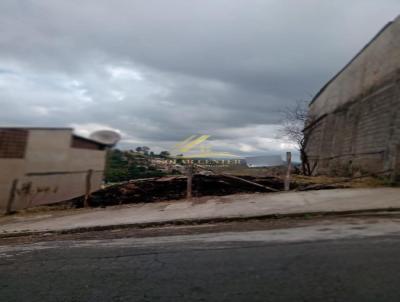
[0,129,28,158]
[305,81,400,176]
[71,136,105,150]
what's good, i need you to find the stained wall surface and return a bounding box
[305,16,400,177]
[0,129,107,213]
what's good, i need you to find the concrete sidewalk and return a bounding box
[0,188,399,236]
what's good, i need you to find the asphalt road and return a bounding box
[1,218,400,301]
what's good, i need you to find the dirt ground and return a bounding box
[81,171,389,208]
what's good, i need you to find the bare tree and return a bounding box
[280,100,313,175]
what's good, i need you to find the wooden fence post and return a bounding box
[186,164,193,199]
[84,169,93,207]
[284,152,292,191]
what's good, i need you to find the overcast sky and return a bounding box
[1,0,399,156]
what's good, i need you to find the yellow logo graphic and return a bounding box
[171,135,239,158]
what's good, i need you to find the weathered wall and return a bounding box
[305,16,400,177]
[0,129,107,213]
[0,159,26,212]
[11,171,104,210]
[306,81,400,176]
[309,16,400,119]
[24,129,72,173]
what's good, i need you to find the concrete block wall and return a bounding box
[305,80,400,176]
[305,16,400,177]
[309,16,400,119]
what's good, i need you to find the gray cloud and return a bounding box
[0,0,399,155]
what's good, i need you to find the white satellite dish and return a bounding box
[89,130,121,146]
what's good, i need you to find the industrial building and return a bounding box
[0,127,109,213]
[304,15,400,179]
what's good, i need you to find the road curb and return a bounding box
[2,207,400,239]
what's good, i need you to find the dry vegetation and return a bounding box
[216,166,388,188]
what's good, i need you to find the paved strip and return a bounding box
[2,218,400,301]
[0,188,399,235]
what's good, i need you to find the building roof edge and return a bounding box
[309,17,397,107]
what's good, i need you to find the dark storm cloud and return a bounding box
[0,0,399,154]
